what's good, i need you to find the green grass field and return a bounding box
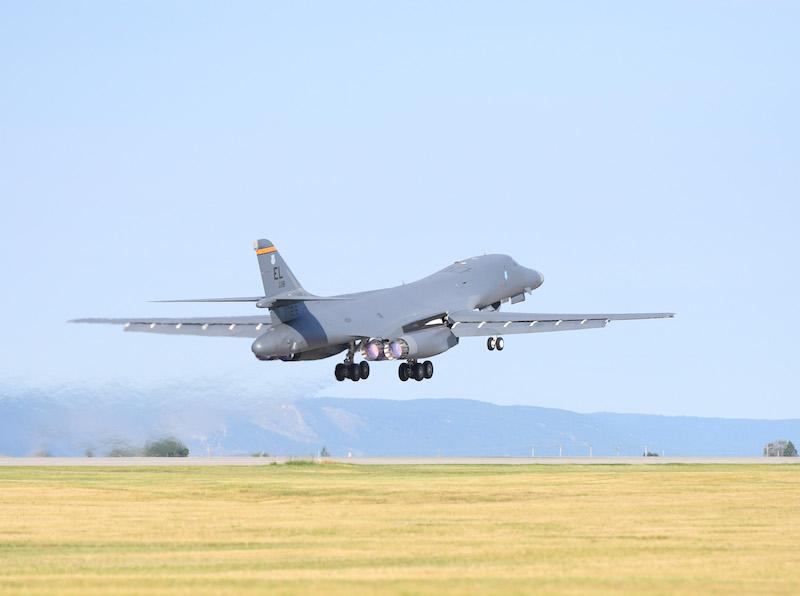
[0,464,798,594]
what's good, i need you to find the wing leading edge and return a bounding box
[447,311,674,337]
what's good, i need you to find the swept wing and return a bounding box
[71,316,269,338]
[448,311,674,337]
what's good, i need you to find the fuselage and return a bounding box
[251,255,543,361]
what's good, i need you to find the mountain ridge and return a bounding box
[1,387,797,457]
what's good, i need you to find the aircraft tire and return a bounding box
[487,337,495,351]
[349,365,360,381]
[398,363,410,381]
[412,363,425,381]
[359,361,370,379]
[496,337,504,351]
[335,363,347,382]
[423,360,434,379]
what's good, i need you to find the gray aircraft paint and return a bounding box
[73,239,673,368]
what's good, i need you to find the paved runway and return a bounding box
[0,456,797,466]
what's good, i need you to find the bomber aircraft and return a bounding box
[74,239,673,382]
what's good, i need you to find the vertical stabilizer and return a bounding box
[253,239,304,298]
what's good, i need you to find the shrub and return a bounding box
[107,442,142,457]
[143,437,189,457]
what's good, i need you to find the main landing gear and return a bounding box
[333,341,436,382]
[398,360,434,382]
[487,336,504,351]
[333,360,434,382]
[335,360,369,382]
[334,342,370,382]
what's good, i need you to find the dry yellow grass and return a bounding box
[0,464,798,594]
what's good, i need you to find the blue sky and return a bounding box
[1,2,798,418]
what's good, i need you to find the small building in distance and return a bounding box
[763,440,797,457]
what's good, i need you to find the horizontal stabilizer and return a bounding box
[152,293,350,308]
[151,297,263,303]
[259,291,350,309]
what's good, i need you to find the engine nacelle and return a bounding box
[280,344,349,361]
[252,323,318,361]
[383,327,458,360]
[252,326,306,360]
[251,316,331,360]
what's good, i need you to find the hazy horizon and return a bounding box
[3,383,798,458]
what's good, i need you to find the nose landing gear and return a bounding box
[487,336,504,351]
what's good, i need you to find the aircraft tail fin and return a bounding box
[253,239,305,299]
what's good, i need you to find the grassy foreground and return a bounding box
[0,464,798,594]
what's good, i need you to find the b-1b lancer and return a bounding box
[74,239,673,382]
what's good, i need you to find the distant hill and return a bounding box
[1,386,798,457]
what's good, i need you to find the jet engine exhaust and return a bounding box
[361,338,385,361]
[382,328,459,360]
[385,338,409,360]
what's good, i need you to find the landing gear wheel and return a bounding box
[349,364,360,381]
[398,362,410,381]
[495,337,504,351]
[359,361,370,380]
[335,363,346,382]
[412,362,425,381]
[423,360,434,379]
[487,337,496,351]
